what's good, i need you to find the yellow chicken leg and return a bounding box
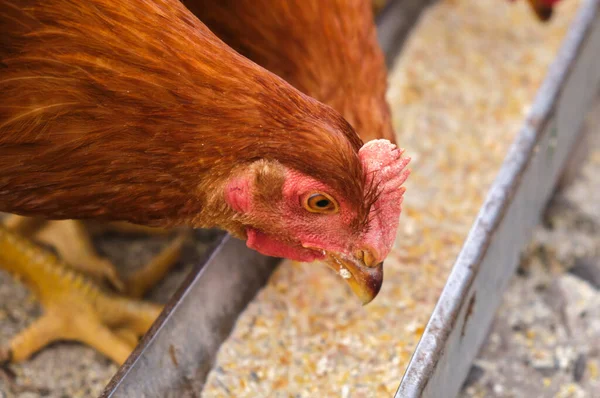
[4,215,124,291]
[83,219,190,297]
[123,232,189,298]
[3,216,188,296]
[0,225,162,365]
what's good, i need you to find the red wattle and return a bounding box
[245,228,324,262]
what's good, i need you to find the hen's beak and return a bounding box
[527,0,553,21]
[325,253,383,305]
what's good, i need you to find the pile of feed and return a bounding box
[202,0,582,396]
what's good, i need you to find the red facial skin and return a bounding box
[224,139,410,268]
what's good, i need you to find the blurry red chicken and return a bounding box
[511,0,564,21]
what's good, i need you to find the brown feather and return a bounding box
[0,0,371,229]
[183,0,395,144]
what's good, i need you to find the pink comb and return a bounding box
[357,139,410,262]
[358,139,410,197]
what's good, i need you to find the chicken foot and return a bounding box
[3,215,187,296]
[5,215,125,290]
[0,221,187,364]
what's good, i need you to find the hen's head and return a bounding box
[222,139,409,304]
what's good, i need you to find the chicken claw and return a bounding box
[0,225,163,364]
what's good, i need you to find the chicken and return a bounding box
[0,0,409,364]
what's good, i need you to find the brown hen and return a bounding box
[0,0,409,364]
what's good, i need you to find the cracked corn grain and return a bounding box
[202,0,582,396]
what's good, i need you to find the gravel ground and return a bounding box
[461,99,600,397]
[0,227,218,397]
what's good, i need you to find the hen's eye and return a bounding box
[304,193,338,214]
[315,199,330,208]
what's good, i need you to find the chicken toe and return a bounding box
[123,231,189,298]
[0,225,163,364]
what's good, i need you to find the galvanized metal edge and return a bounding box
[396,2,600,397]
[100,234,280,397]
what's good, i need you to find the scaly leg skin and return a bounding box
[0,225,163,365]
[3,215,125,290]
[3,216,187,296]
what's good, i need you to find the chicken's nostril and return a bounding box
[364,250,374,267]
[354,247,380,268]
